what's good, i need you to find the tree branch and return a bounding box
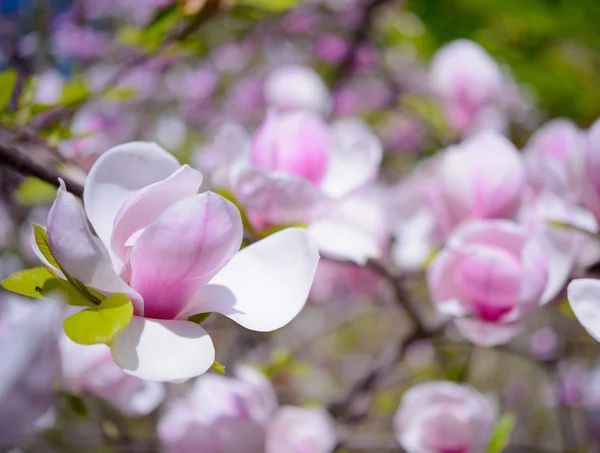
[0,142,84,197]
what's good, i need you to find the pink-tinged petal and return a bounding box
[320,118,382,198]
[234,167,322,226]
[449,220,527,257]
[47,182,142,312]
[457,246,522,322]
[265,406,337,453]
[251,111,330,186]
[440,131,524,222]
[308,220,380,265]
[264,65,332,115]
[454,318,522,346]
[186,228,319,332]
[111,317,215,383]
[427,249,470,317]
[111,165,203,262]
[84,142,180,264]
[518,239,548,309]
[582,119,600,221]
[128,192,243,320]
[567,279,600,342]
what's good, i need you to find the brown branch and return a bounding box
[0,142,84,197]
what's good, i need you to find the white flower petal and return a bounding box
[83,142,180,264]
[188,228,319,332]
[308,220,380,265]
[111,317,215,383]
[568,279,600,342]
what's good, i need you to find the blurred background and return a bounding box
[1,0,600,452]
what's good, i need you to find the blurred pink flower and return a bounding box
[0,296,62,446]
[264,65,332,115]
[37,142,319,382]
[433,130,525,236]
[523,118,584,198]
[314,34,348,63]
[60,334,165,416]
[393,381,497,453]
[159,366,336,453]
[52,15,107,60]
[578,118,600,223]
[428,220,548,346]
[430,39,506,135]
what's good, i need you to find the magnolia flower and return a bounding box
[523,119,584,198]
[36,142,319,382]
[518,191,598,302]
[430,39,505,135]
[263,65,332,115]
[265,406,337,453]
[578,118,600,222]
[0,296,61,446]
[568,278,600,344]
[158,365,336,453]
[434,131,525,234]
[428,220,548,346]
[60,334,165,416]
[393,381,497,453]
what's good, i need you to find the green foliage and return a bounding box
[33,224,104,305]
[15,177,57,206]
[404,0,600,125]
[231,0,300,12]
[488,413,516,453]
[187,312,212,324]
[63,293,133,345]
[59,78,90,107]
[1,267,57,299]
[211,360,226,375]
[64,393,89,418]
[0,69,18,110]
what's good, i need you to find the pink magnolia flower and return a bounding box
[428,220,548,346]
[159,366,336,453]
[60,334,165,416]
[393,381,497,453]
[0,296,62,446]
[518,190,598,303]
[430,39,505,135]
[235,113,382,238]
[578,118,600,223]
[523,119,584,198]
[265,406,337,453]
[264,65,332,116]
[36,142,320,382]
[432,131,525,236]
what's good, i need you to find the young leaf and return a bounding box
[33,224,103,305]
[211,360,226,375]
[1,267,55,299]
[15,177,57,206]
[231,0,300,12]
[487,413,516,453]
[63,293,133,345]
[41,278,93,307]
[188,312,212,324]
[0,69,18,110]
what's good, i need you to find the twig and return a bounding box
[0,142,84,196]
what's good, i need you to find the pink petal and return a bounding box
[454,318,522,346]
[111,165,203,262]
[83,142,180,267]
[568,279,600,343]
[47,181,142,313]
[234,167,322,227]
[128,192,243,320]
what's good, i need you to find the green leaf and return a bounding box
[41,278,93,306]
[63,293,133,345]
[15,177,57,206]
[59,78,90,107]
[487,413,516,453]
[33,223,60,269]
[33,224,103,305]
[64,393,89,418]
[102,86,137,101]
[0,69,18,110]
[547,220,599,239]
[1,267,55,299]
[187,312,212,324]
[232,0,300,12]
[211,360,226,375]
